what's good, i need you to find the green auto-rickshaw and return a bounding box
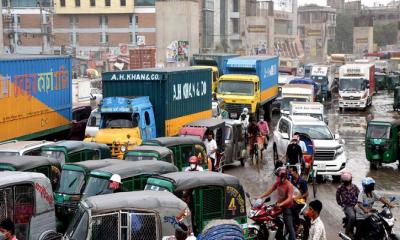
[0,156,61,190]
[40,140,111,164]
[366,118,400,169]
[388,74,400,93]
[82,160,178,198]
[394,86,400,111]
[124,145,174,164]
[145,171,248,236]
[375,72,387,92]
[63,191,192,239]
[142,136,208,171]
[54,159,122,232]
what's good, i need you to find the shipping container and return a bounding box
[102,68,212,137]
[0,55,72,141]
[191,53,239,75]
[129,48,156,69]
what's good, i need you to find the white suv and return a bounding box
[272,115,347,181]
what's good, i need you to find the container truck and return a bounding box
[338,63,375,110]
[310,64,336,101]
[216,56,279,121]
[88,68,212,158]
[191,53,239,75]
[0,55,72,142]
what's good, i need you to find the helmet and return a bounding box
[341,171,352,182]
[362,177,375,188]
[275,167,287,177]
[110,174,121,184]
[243,108,249,114]
[189,156,199,164]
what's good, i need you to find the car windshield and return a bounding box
[339,78,365,91]
[57,170,85,195]
[281,98,307,111]
[218,81,254,96]
[293,125,333,140]
[40,150,66,164]
[367,124,391,139]
[65,205,88,240]
[293,113,323,121]
[83,176,113,198]
[103,113,138,128]
[0,152,19,157]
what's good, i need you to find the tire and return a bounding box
[248,226,268,240]
[316,175,324,183]
[339,107,343,112]
[240,158,245,167]
[332,175,341,183]
[370,161,378,170]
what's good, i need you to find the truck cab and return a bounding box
[310,65,335,101]
[192,66,219,93]
[89,96,156,158]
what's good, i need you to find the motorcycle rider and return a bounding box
[289,167,308,224]
[184,156,204,172]
[259,167,296,240]
[336,171,359,238]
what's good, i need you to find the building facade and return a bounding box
[327,0,344,11]
[298,5,336,62]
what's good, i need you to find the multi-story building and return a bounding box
[327,0,344,11]
[298,5,336,62]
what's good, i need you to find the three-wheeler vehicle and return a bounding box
[145,171,248,236]
[124,145,174,164]
[63,191,192,240]
[83,160,178,198]
[0,171,59,240]
[0,156,61,190]
[54,159,122,231]
[142,136,209,171]
[40,140,111,164]
[375,72,387,92]
[366,118,400,169]
[224,119,246,167]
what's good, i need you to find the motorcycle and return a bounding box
[246,192,307,240]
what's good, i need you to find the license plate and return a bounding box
[230,113,238,118]
[317,163,326,170]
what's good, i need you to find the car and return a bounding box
[272,115,346,181]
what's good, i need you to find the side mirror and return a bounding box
[324,119,329,125]
[245,192,250,198]
[265,197,271,203]
[390,196,396,202]
[281,133,289,140]
[334,134,340,140]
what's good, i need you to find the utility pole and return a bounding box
[0,1,4,54]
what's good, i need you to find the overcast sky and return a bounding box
[297,0,394,7]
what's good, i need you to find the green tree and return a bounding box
[332,12,354,54]
[374,22,398,47]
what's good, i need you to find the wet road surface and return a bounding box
[225,91,400,239]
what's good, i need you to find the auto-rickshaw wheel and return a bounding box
[370,161,378,170]
[240,158,245,167]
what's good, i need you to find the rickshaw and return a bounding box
[224,120,246,167]
[142,136,209,171]
[40,140,111,164]
[54,159,122,232]
[0,156,61,190]
[63,191,192,240]
[298,133,317,197]
[82,160,178,198]
[124,145,174,164]
[375,72,387,92]
[0,172,59,240]
[395,86,400,111]
[179,119,226,172]
[145,171,248,237]
[365,118,400,169]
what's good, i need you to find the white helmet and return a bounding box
[243,108,249,114]
[110,174,122,184]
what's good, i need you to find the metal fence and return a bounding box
[91,210,159,240]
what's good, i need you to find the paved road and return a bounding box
[225,91,400,239]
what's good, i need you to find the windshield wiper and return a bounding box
[68,178,78,188]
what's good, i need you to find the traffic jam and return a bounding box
[0,52,400,240]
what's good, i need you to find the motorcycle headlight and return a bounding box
[120,145,127,152]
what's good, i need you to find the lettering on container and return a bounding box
[110,73,161,81]
[173,81,207,101]
[0,66,69,100]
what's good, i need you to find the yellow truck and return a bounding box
[216,56,279,121]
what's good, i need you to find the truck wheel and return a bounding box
[339,107,343,112]
[370,161,378,170]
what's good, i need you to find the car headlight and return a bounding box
[336,146,344,156]
[120,145,127,152]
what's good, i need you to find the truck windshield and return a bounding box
[57,170,85,195]
[83,176,113,198]
[281,98,307,111]
[339,78,365,91]
[293,125,333,140]
[218,81,254,96]
[367,125,391,139]
[103,113,138,128]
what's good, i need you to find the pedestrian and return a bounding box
[259,167,296,240]
[307,200,327,240]
[204,131,217,171]
[336,171,359,238]
[0,218,17,240]
[218,100,229,119]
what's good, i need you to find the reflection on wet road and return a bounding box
[226,91,400,239]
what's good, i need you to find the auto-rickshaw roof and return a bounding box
[184,118,225,129]
[369,118,400,127]
[84,190,187,214]
[63,159,123,171]
[41,140,110,154]
[0,156,60,170]
[143,136,205,147]
[127,146,173,158]
[0,171,50,187]
[155,171,242,191]
[92,160,178,178]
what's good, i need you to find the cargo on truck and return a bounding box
[90,68,212,158]
[280,84,314,115]
[217,56,279,121]
[0,55,72,142]
[338,63,375,110]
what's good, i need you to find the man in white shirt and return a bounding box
[204,132,218,171]
[307,200,327,240]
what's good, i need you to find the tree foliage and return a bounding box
[373,22,398,47]
[330,12,354,54]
